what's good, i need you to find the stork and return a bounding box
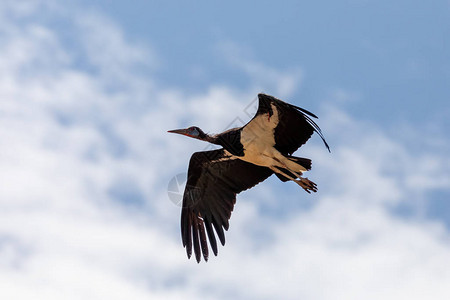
[168,93,330,262]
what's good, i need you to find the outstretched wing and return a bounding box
[181,149,273,262]
[246,93,330,155]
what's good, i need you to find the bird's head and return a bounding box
[168,126,207,140]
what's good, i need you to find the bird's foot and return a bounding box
[296,177,317,193]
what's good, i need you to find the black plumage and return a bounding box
[256,94,329,155]
[181,149,273,261]
[169,93,330,262]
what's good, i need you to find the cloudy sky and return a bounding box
[0,1,449,299]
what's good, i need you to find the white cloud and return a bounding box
[216,40,303,98]
[0,1,450,300]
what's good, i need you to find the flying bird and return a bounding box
[168,93,330,262]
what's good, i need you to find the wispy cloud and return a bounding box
[216,40,303,98]
[0,1,450,300]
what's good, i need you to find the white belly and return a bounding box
[240,147,276,167]
[240,103,279,167]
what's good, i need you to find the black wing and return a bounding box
[255,93,330,155]
[181,149,273,262]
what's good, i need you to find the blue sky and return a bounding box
[79,0,450,127]
[0,1,449,299]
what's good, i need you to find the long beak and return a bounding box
[167,128,189,136]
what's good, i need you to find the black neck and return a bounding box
[203,134,220,145]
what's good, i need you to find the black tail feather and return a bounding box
[275,169,294,182]
[287,156,312,170]
[274,156,312,182]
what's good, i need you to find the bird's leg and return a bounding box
[269,167,317,193]
[284,167,317,193]
[297,177,317,193]
[272,157,307,180]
